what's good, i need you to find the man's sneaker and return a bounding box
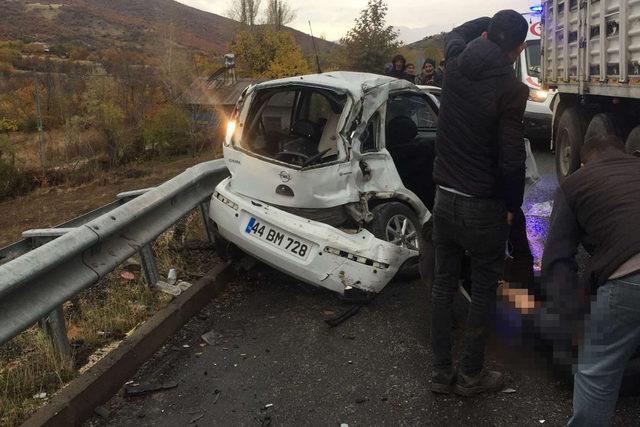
[454,369,505,396]
[429,370,456,394]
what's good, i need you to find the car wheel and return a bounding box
[370,202,422,279]
[555,107,587,183]
[625,125,640,156]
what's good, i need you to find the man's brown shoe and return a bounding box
[454,369,505,396]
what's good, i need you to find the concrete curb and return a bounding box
[22,262,234,427]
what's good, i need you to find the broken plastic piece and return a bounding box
[120,271,136,281]
[154,281,181,296]
[167,268,178,285]
[177,280,193,291]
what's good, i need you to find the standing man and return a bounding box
[542,135,640,426]
[429,10,529,395]
[385,54,413,82]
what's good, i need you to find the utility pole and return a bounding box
[33,77,46,174]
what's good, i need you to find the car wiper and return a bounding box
[301,148,332,169]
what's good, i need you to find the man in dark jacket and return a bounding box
[429,10,529,395]
[541,135,640,426]
[385,54,413,82]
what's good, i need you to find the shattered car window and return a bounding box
[239,87,347,168]
[387,94,438,130]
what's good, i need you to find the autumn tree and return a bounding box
[226,0,262,26]
[82,74,126,165]
[141,104,190,156]
[231,28,311,78]
[266,0,295,30]
[339,0,399,73]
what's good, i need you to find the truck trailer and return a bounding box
[541,0,640,181]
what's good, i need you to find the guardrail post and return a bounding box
[199,201,216,245]
[40,306,72,367]
[139,244,159,287]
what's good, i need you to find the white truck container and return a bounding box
[541,0,640,181]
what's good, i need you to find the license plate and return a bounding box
[245,217,311,260]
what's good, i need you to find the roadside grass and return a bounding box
[0,211,217,426]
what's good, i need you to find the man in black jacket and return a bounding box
[429,10,529,395]
[541,135,640,426]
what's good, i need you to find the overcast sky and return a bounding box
[177,0,535,42]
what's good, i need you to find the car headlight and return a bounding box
[225,121,236,146]
[529,88,548,103]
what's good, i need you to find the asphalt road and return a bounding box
[89,150,640,426]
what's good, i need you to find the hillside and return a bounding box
[0,0,335,59]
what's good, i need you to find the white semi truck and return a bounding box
[541,0,640,181]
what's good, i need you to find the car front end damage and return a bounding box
[210,178,416,295]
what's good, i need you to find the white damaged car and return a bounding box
[209,72,439,297]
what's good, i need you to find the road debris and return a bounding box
[212,389,222,404]
[189,413,204,423]
[325,305,363,328]
[177,280,193,291]
[94,405,111,419]
[33,392,47,399]
[120,271,136,281]
[527,201,554,217]
[183,344,190,348]
[167,268,178,285]
[264,403,274,409]
[124,381,179,397]
[201,328,245,346]
[355,397,368,404]
[502,388,517,394]
[154,280,182,296]
[539,420,546,424]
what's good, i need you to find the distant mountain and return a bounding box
[394,26,442,45]
[0,0,335,58]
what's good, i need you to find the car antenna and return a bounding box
[309,21,323,74]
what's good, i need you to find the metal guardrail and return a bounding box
[0,160,229,356]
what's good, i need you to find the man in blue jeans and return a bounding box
[430,10,529,395]
[539,135,640,425]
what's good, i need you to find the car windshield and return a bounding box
[526,40,541,78]
[237,87,348,168]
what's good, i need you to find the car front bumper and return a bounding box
[524,110,552,141]
[209,178,416,295]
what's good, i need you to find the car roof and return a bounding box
[252,71,416,98]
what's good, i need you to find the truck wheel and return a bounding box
[555,108,587,183]
[626,126,640,156]
[585,113,624,142]
[370,202,423,280]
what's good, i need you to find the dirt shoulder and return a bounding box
[0,154,215,247]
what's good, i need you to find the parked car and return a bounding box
[209,72,440,298]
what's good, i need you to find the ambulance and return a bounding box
[519,8,554,145]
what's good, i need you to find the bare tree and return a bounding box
[226,0,262,26]
[266,0,295,30]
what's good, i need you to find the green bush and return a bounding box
[141,105,191,157]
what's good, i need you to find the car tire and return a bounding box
[625,125,640,156]
[370,202,423,280]
[555,107,588,183]
[213,229,242,261]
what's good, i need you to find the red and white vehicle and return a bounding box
[519,9,555,144]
